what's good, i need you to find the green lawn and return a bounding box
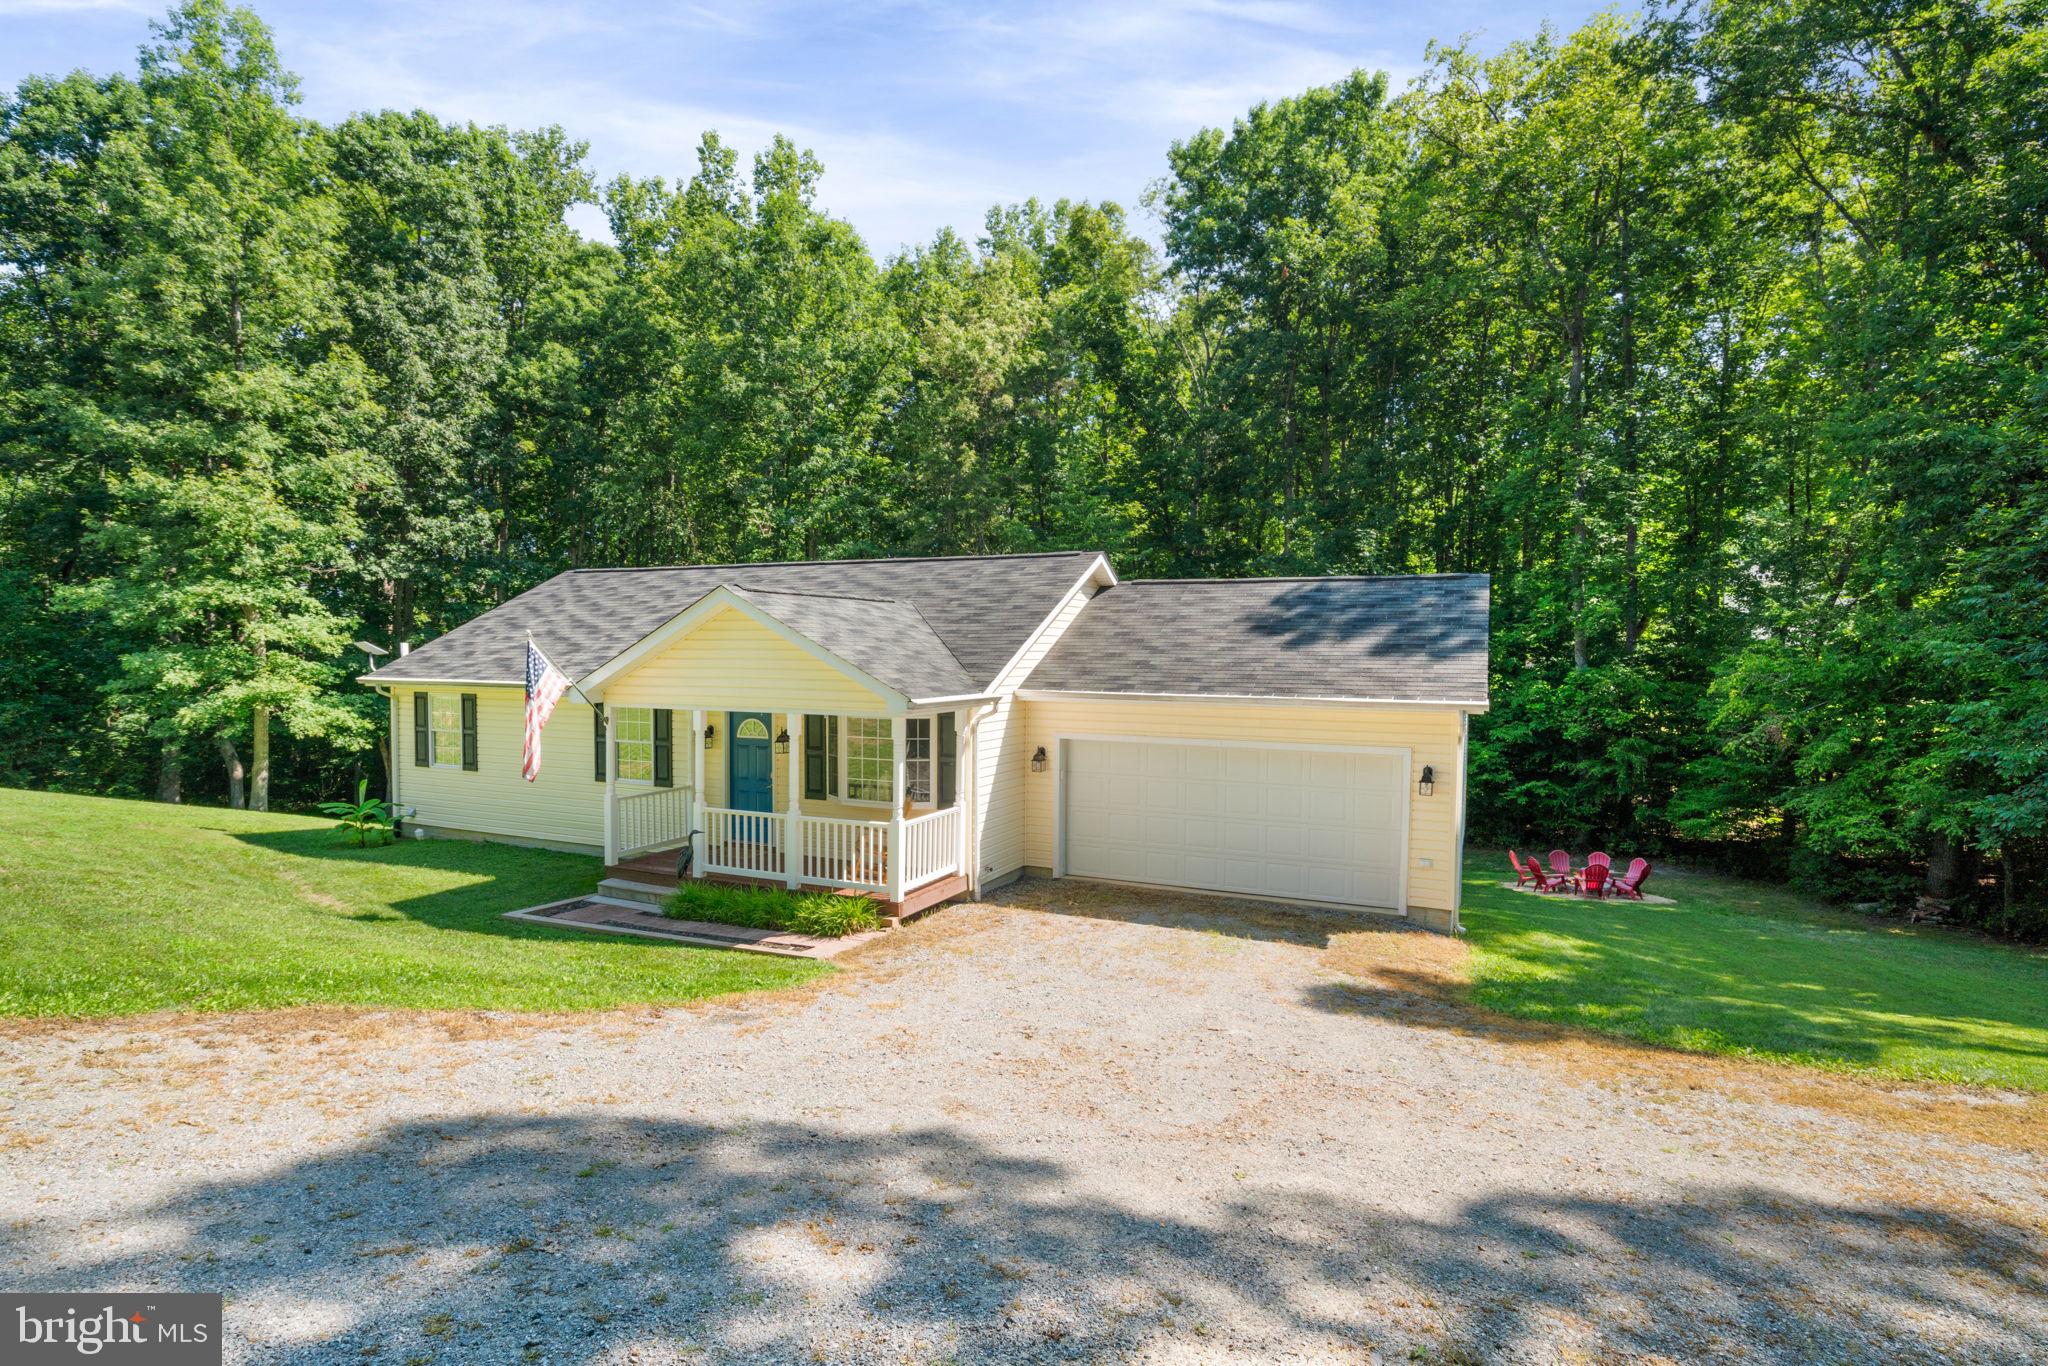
[1460,852,2048,1090]
[0,787,825,1018]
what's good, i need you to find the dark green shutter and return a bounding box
[592,704,606,781]
[938,712,957,807]
[653,709,673,786]
[460,694,478,771]
[413,693,429,767]
[828,716,839,796]
[803,714,827,799]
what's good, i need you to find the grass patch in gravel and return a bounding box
[0,786,825,1017]
[1459,850,2048,1090]
[663,880,880,938]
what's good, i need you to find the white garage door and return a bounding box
[1061,739,1407,909]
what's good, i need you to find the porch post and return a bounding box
[887,713,907,904]
[784,711,802,889]
[602,709,618,866]
[690,707,707,880]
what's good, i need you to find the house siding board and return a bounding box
[1015,697,1463,915]
[395,687,603,851]
[973,578,1098,884]
[601,607,889,715]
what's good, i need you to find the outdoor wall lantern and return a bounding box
[774,727,791,756]
[1030,746,1048,773]
[1418,764,1435,797]
[703,723,717,750]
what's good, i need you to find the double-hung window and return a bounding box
[844,717,893,803]
[904,717,933,805]
[613,707,654,783]
[430,694,463,767]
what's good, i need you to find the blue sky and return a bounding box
[3,1,1607,254]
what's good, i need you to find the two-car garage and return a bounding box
[1058,737,1410,911]
[1013,573,1489,932]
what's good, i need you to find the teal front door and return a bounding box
[728,712,774,813]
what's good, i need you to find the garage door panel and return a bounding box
[1063,738,1407,911]
[1218,822,1265,854]
[1141,813,1182,844]
[1223,748,1263,781]
[1305,825,1354,860]
[1141,777,1182,809]
[1305,788,1350,823]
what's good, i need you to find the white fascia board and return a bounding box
[356,675,521,688]
[574,585,909,709]
[1016,688,1490,713]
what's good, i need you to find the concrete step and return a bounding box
[595,877,677,910]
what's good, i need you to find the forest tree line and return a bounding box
[3,1,2043,932]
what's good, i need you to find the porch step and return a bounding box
[605,859,680,888]
[596,877,677,910]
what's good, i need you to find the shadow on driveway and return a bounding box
[6,1114,2042,1363]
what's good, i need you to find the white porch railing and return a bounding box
[901,806,964,891]
[691,805,965,899]
[616,785,691,859]
[702,806,786,878]
[799,816,890,892]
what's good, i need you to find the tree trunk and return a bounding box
[1924,834,1964,901]
[156,739,183,804]
[1565,316,1591,671]
[250,704,271,813]
[218,735,246,810]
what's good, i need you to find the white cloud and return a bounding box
[5,0,1578,255]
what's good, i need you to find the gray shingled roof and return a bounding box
[1025,575,1490,706]
[724,585,980,699]
[362,552,1102,699]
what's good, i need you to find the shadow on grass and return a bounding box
[5,1113,2040,1363]
[230,827,610,945]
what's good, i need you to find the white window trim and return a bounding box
[614,705,656,787]
[817,712,949,811]
[838,715,896,809]
[429,692,463,769]
[904,716,935,810]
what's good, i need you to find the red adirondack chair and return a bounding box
[1508,850,1537,887]
[1610,858,1653,900]
[1547,848,1573,877]
[1580,861,1610,897]
[1587,850,1611,873]
[1525,859,1569,893]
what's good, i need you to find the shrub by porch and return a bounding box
[662,881,881,939]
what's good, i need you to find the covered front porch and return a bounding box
[599,706,968,915]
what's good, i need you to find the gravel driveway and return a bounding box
[4,878,2045,1364]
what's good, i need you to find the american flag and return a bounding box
[522,638,572,782]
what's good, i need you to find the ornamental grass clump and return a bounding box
[663,881,880,938]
